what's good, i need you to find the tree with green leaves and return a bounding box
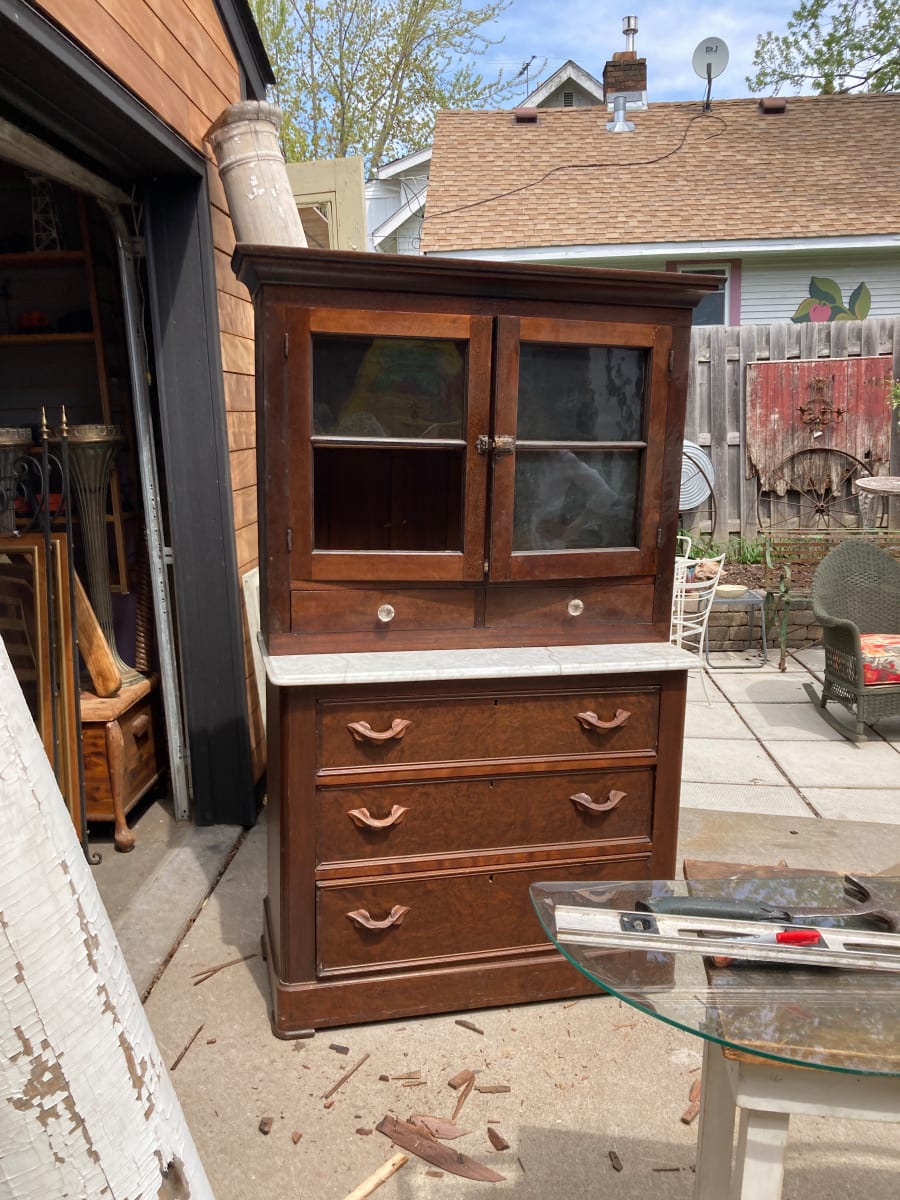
[747,0,900,94]
[250,0,517,174]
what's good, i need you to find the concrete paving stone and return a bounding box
[801,788,900,823]
[680,737,788,786]
[734,701,881,742]
[765,739,900,790]
[791,647,825,678]
[683,701,755,740]
[707,668,821,706]
[90,797,244,998]
[680,781,813,817]
[685,668,729,703]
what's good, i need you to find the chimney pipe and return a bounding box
[623,15,638,51]
[606,94,635,133]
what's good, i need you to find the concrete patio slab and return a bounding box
[138,808,900,1200]
[680,781,813,817]
[766,739,900,790]
[735,700,881,742]
[683,701,755,740]
[705,668,820,706]
[680,737,788,786]
[802,788,900,823]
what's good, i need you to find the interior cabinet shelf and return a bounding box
[0,332,94,346]
[236,246,718,1038]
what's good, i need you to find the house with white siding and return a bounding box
[420,53,900,327]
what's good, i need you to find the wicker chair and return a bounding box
[811,538,900,738]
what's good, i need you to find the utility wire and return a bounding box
[427,112,727,221]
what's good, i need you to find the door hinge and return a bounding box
[287,527,293,552]
[483,559,490,577]
[668,350,675,375]
[284,331,289,358]
[657,526,664,548]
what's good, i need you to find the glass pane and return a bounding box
[512,450,639,551]
[517,344,647,442]
[313,335,466,439]
[314,446,464,551]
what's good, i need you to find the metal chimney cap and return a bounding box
[623,16,638,35]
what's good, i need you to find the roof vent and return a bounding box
[759,96,788,114]
[513,107,539,124]
[563,90,575,107]
[606,94,634,133]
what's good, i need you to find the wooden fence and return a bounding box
[683,317,900,542]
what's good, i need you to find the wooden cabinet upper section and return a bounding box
[235,247,718,652]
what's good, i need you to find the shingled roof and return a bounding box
[421,93,900,256]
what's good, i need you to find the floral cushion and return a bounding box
[859,634,900,686]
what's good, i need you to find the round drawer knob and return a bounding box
[377,603,396,623]
[567,598,585,617]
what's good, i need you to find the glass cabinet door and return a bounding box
[489,316,672,581]
[296,308,491,582]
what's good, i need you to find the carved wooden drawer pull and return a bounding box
[347,718,412,743]
[346,904,410,930]
[570,789,626,814]
[575,708,631,732]
[348,804,409,829]
[131,714,151,738]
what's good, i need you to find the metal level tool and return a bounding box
[554,905,900,973]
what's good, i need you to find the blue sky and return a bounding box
[478,2,802,103]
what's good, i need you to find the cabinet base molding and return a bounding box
[262,900,602,1039]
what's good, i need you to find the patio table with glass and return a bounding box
[531,875,900,1200]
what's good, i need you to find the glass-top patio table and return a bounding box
[531,875,900,1199]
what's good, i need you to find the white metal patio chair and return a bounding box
[670,552,726,704]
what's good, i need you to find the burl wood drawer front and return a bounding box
[317,768,653,866]
[317,687,660,771]
[292,587,476,634]
[316,857,649,974]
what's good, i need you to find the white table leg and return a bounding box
[694,1038,737,1200]
[731,1108,790,1200]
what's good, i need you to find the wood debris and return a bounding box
[608,1149,623,1172]
[680,1079,702,1125]
[455,1019,484,1035]
[376,1115,504,1182]
[191,953,257,986]
[450,1075,475,1124]
[356,1127,374,1136]
[487,1127,509,1151]
[475,1084,510,1094]
[378,1074,390,1082]
[425,1170,443,1178]
[448,1069,475,1090]
[407,1115,469,1140]
[322,1052,370,1101]
[258,1116,274,1135]
[401,1080,426,1088]
[390,1071,421,1080]
[330,1043,350,1055]
[169,1024,204,1072]
[341,1151,408,1200]
[291,1131,303,1144]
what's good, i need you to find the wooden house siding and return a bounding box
[738,251,900,325]
[36,0,240,149]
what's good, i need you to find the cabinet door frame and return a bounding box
[489,315,673,583]
[288,307,492,584]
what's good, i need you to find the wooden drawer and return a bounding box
[317,685,660,772]
[484,580,654,630]
[292,587,476,635]
[82,693,161,819]
[316,855,651,974]
[317,768,654,867]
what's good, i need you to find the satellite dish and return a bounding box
[680,441,715,510]
[692,37,729,80]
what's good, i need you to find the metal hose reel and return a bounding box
[680,441,715,510]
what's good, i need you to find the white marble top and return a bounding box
[262,640,696,688]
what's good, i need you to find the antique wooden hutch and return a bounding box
[235,245,716,1036]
